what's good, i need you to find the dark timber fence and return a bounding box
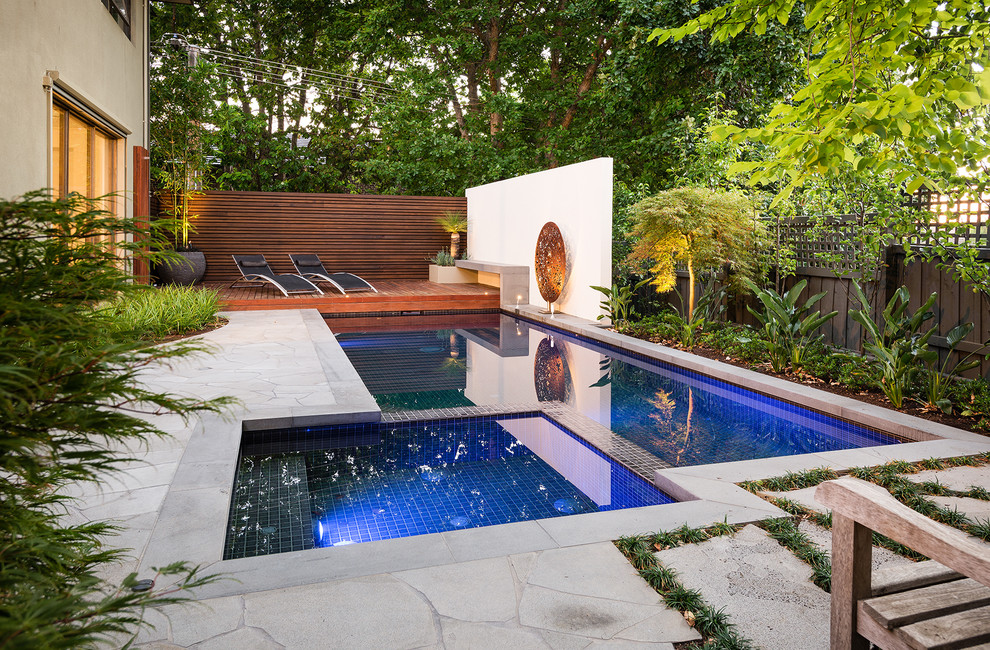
[666,203,990,376]
[162,190,467,283]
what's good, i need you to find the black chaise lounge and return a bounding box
[289,254,378,294]
[231,254,322,296]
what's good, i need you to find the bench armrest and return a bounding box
[816,477,990,587]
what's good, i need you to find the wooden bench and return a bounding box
[816,477,990,650]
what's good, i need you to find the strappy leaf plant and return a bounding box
[668,282,727,349]
[592,277,651,328]
[436,212,467,259]
[849,282,938,408]
[923,322,983,414]
[745,279,838,373]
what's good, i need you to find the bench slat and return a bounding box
[817,479,990,588]
[872,561,964,597]
[862,578,990,628]
[896,604,990,650]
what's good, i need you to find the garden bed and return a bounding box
[617,320,990,438]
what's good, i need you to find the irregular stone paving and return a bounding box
[903,465,990,523]
[656,524,830,650]
[903,465,990,492]
[796,521,915,572]
[76,308,990,649]
[131,544,699,649]
[63,310,357,590]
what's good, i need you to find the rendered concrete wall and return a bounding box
[465,158,613,321]
[0,0,148,220]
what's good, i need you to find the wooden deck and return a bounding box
[205,280,500,314]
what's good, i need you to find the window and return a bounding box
[52,99,123,237]
[101,0,131,39]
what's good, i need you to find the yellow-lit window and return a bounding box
[51,99,122,242]
[52,100,120,202]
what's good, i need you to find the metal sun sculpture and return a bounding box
[534,221,566,313]
[534,336,572,403]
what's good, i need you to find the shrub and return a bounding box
[745,279,837,373]
[100,285,224,341]
[427,250,456,266]
[700,323,768,364]
[619,312,682,342]
[0,191,230,646]
[850,282,938,408]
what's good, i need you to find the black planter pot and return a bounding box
[154,251,207,286]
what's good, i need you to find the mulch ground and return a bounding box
[153,317,229,344]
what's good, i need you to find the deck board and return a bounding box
[200,280,500,314]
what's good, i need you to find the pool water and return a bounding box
[223,415,672,559]
[330,314,901,467]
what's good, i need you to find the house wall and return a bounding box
[0,0,148,221]
[465,158,613,322]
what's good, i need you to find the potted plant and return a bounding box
[427,250,475,283]
[149,46,211,286]
[436,211,467,259]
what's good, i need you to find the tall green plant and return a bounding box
[436,212,467,259]
[0,191,229,646]
[591,278,650,328]
[923,322,983,414]
[628,187,766,322]
[745,279,838,373]
[849,282,938,408]
[150,46,214,250]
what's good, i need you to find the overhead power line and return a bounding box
[153,35,405,105]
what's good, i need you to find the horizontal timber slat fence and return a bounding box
[158,190,467,283]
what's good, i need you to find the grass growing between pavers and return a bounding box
[739,452,990,581]
[615,523,756,650]
[758,518,832,591]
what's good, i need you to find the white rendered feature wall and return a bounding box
[465,158,613,321]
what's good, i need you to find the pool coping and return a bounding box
[135,307,990,601]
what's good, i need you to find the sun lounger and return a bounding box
[231,254,322,296]
[289,254,378,294]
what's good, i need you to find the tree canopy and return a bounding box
[151,0,805,195]
[628,187,766,318]
[651,0,990,203]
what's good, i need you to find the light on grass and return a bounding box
[102,285,224,340]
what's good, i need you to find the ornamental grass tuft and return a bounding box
[100,284,224,341]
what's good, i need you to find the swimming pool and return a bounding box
[330,313,901,467]
[223,414,672,559]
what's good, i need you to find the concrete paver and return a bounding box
[762,486,829,513]
[656,524,830,650]
[904,465,990,492]
[797,520,914,572]
[930,495,990,522]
